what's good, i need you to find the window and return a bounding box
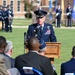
[17,0,21,12]
[37,0,41,5]
[10,0,14,11]
[3,0,6,7]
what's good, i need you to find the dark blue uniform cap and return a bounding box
[39,39,46,50]
[34,9,47,18]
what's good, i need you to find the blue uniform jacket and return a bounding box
[7,9,14,18]
[56,8,62,19]
[61,58,75,75]
[27,23,57,42]
[0,9,3,21]
[66,7,73,19]
[2,10,8,20]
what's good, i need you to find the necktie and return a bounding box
[40,26,42,35]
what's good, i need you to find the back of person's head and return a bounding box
[72,46,75,57]
[27,37,40,51]
[0,36,6,52]
[4,40,13,55]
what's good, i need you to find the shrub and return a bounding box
[25,12,32,18]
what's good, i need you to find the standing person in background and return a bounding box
[0,5,3,30]
[27,8,57,42]
[2,6,8,32]
[61,46,75,75]
[66,4,73,27]
[56,4,62,28]
[7,5,14,32]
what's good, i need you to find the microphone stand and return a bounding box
[24,32,27,53]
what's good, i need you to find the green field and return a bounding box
[0,18,75,75]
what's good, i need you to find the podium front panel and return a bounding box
[45,42,61,58]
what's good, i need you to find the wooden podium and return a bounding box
[45,42,61,64]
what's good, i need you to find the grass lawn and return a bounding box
[12,18,32,26]
[0,18,75,75]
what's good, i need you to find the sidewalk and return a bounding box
[12,26,75,29]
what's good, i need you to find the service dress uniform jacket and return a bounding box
[61,58,75,75]
[15,51,53,75]
[0,9,3,21]
[27,23,57,42]
[7,9,14,32]
[2,10,8,32]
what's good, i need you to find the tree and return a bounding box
[23,0,33,12]
[22,0,33,18]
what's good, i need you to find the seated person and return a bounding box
[4,40,15,68]
[0,55,9,75]
[61,46,75,75]
[0,36,13,69]
[15,37,53,75]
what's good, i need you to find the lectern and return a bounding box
[45,42,61,64]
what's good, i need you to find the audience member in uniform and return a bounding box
[15,37,53,75]
[66,4,73,27]
[61,46,75,75]
[4,40,15,68]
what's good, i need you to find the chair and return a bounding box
[19,67,43,75]
[65,73,75,75]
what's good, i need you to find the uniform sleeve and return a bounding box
[50,25,57,42]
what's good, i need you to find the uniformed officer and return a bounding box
[66,4,73,27]
[7,5,14,32]
[0,5,3,30]
[2,6,8,32]
[56,4,62,28]
[27,8,57,42]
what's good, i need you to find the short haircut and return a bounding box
[4,40,13,53]
[0,36,6,48]
[72,46,75,57]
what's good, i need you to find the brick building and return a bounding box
[0,0,74,19]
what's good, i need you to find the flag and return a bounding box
[72,0,75,20]
[54,0,58,12]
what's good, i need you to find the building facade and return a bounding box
[0,0,74,18]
